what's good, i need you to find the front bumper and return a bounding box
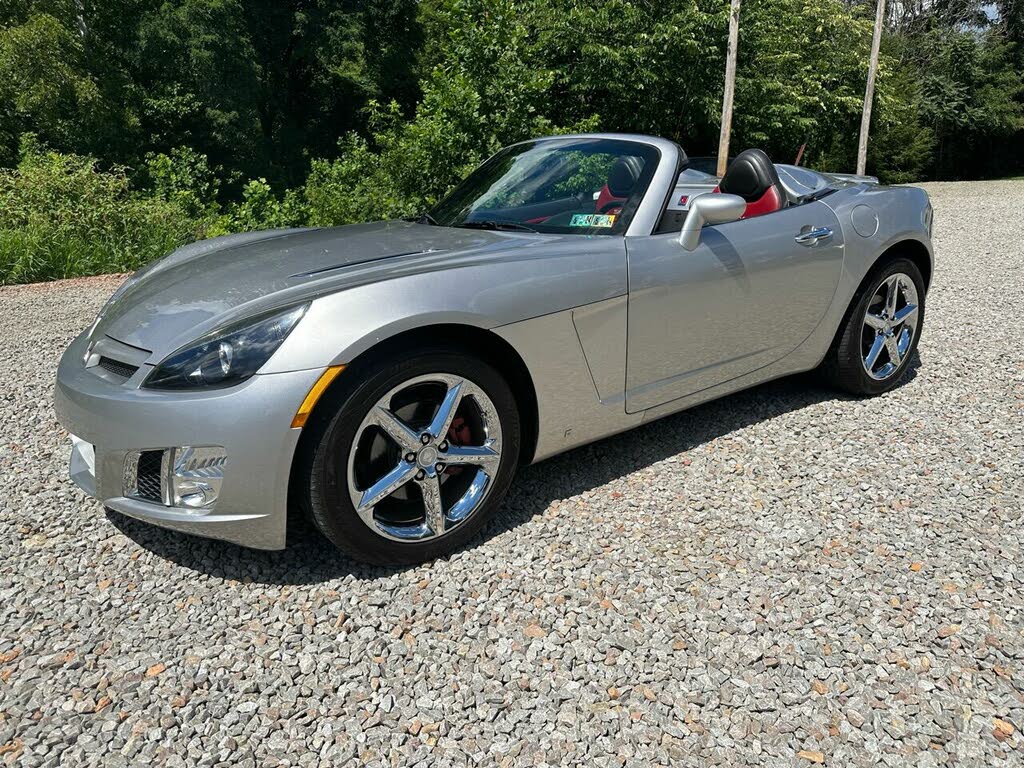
[54,332,325,550]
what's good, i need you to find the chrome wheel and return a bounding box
[346,373,502,542]
[862,272,919,381]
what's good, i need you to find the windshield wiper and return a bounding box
[459,220,538,233]
[403,212,440,226]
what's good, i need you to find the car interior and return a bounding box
[465,144,805,235]
[715,148,789,218]
[485,152,653,231]
[656,147,830,234]
[592,156,643,216]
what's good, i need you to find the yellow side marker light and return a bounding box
[291,365,346,428]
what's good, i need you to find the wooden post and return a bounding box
[717,0,741,177]
[857,0,886,176]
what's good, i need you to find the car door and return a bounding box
[624,199,844,412]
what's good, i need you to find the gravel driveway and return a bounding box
[2,181,1022,767]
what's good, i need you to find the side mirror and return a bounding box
[678,193,747,251]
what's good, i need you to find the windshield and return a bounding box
[429,138,660,235]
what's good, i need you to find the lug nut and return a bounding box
[435,462,446,472]
[405,452,416,463]
[438,441,448,451]
[420,433,431,445]
[415,469,425,480]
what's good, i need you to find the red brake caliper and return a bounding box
[445,416,471,475]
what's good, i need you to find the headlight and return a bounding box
[143,304,308,390]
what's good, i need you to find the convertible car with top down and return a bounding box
[55,134,933,564]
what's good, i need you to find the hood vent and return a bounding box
[98,356,140,380]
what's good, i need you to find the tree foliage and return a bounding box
[0,0,1021,281]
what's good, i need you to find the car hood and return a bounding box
[92,221,518,355]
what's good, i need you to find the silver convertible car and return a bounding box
[55,134,933,564]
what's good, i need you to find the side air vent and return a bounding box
[98,356,140,380]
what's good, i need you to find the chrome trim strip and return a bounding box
[160,449,173,506]
[122,450,141,498]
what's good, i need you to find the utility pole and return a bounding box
[717,0,741,177]
[857,0,886,176]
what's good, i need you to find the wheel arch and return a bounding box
[290,323,540,485]
[820,237,930,372]
[871,238,932,292]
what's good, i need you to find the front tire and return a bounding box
[301,349,520,565]
[821,257,925,395]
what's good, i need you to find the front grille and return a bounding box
[135,450,165,503]
[98,356,139,379]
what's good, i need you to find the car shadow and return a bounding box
[109,355,921,585]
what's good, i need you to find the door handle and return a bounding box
[795,226,833,246]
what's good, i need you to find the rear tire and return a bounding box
[299,348,520,565]
[821,257,925,396]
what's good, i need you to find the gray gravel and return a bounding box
[1,180,1022,767]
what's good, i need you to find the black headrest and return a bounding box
[719,148,787,205]
[607,156,643,198]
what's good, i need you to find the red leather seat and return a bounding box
[716,149,788,219]
[595,156,643,214]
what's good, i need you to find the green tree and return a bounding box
[3,0,1024,284]
[0,0,424,186]
[0,12,109,166]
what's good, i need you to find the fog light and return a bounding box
[170,446,226,510]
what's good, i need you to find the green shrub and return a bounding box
[303,84,490,226]
[216,179,309,235]
[145,147,221,220]
[0,136,208,284]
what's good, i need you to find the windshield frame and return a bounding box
[428,137,664,237]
